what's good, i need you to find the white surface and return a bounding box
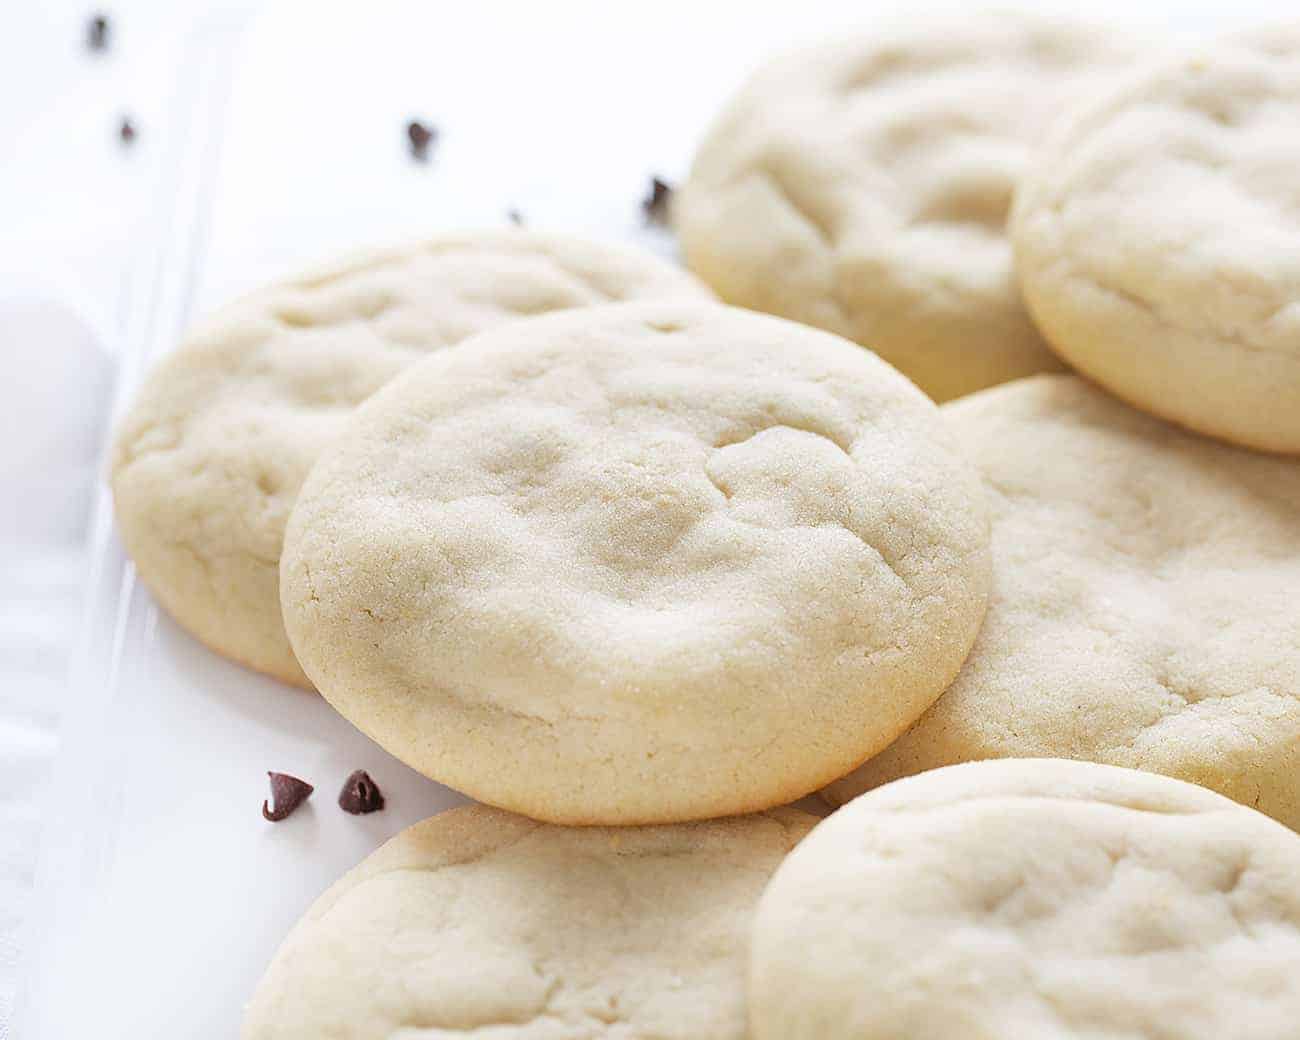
[0,292,113,1037]
[0,0,246,340]
[0,7,180,1032]
[9,1,1291,1037]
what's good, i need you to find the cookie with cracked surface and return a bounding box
[243,803,816,1039]
[823,375,1300,829]
[280,302,991,825]
[756,759,1300,1039]
[1012,30,1300,453]
[109,232,709,687]
[675,11,1140,402]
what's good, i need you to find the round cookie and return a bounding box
[824,375,1300,829]
[1012,31,1300,453]
[754,759,1300,1039]
[110,232,709,687]
[675,11,1140,402]
[281,302,991,825]
[244,804,816,1039]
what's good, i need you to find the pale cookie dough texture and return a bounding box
[676,11,1140,402]
[755,759,1300,1040]
[109,232,708,687]
[243,804,816,1040]
[1013,31,1300,453]
[824,375,1300,830]
[281,302,991,825]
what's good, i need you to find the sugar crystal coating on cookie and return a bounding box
[281,301,991,824]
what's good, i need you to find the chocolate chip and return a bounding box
[262,772,313,821]
[642,176,673,225]
[337,770,385,814]
[87,13,110,52]
[406,120,437,162]
[118,117,136,146]
[507,208,525,226]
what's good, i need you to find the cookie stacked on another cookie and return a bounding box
[1012,29,1300,453]
[279,302,992,825]
[110,232,710,687]
[756,760,1300,1039]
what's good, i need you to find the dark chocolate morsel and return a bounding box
[338,769,385,814]
[262,772,313,822]
[118,117,136,145]
[406,120,437,161]
[87,14,110,52]
[642,175,672,224]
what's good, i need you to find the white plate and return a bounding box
[16,1,1277,1036]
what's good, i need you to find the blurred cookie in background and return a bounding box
[677,11,1142,402]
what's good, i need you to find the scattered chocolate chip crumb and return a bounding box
[406,120,437,162]
[118,117,136,146]
[262,772,313,821]
[87,13,110,52]
[338,769,385,814]
[507,208,525,226]
[642,175,673,225]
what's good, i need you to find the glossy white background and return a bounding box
[2,1,1290,1036]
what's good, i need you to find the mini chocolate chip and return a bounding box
[507,208,524,226]
[642,175,672,225]
[406,120,437,162]
[118,117,136,146]
[87,13,110,52]
[262,772,313,821]
[338,769,385,814]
